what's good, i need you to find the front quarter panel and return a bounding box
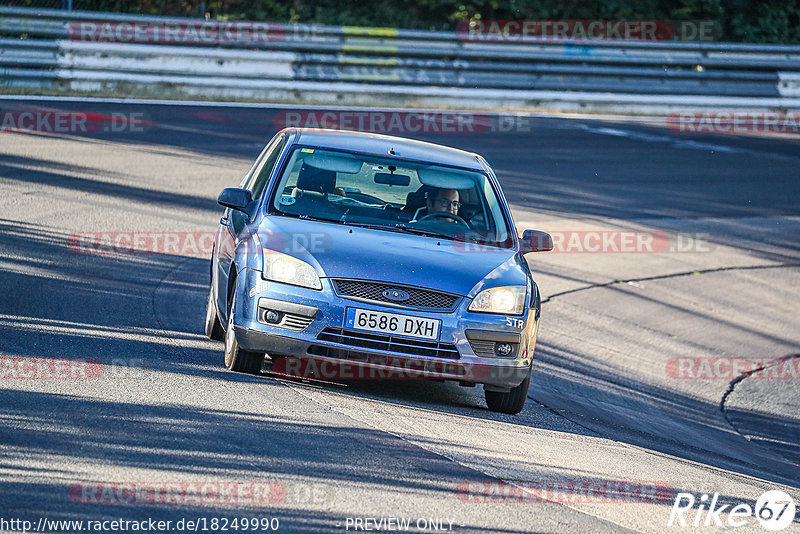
[466,254,530,298]
[235,224,263,275]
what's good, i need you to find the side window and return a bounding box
[239,142,271,188]
[247,134,286,200]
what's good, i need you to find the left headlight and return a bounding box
[262,250,321,290]
[468,285,526,315]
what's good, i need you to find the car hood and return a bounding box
[257,216,527,297]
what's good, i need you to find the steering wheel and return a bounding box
[418,211,469,227]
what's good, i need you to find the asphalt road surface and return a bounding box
[0,98,798,533]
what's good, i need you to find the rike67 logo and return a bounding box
[668,490,796,531]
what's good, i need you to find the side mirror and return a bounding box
[218,188,253,212]
[520,229,553,254]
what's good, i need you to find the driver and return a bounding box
[424,188,461,217]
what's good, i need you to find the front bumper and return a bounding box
[232,268,538,389]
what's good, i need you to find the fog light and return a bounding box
[495,343,513,356]
[265,310,281,324]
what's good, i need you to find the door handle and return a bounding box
[220,217,229,226]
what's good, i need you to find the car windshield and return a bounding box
[269,146,513,247]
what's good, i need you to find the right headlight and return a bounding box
[468,285,526,315]
[262,250,321,290]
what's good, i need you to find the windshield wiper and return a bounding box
[278,213,338,224]
[340,221,406,233]
[394,226,506,245]
[391,225,454,239]
[281,215,458,241]
[339,221,451,239]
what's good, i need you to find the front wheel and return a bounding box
[224,294,263,374]
[485,368,531,414]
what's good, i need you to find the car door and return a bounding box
[215,133,287,322]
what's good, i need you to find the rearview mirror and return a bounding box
[520,229,553,254]
[374,173,411,186]
[218,188,252,212]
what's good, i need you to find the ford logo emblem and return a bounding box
[382,289,410,302]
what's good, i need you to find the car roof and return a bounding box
[289,128,485,171]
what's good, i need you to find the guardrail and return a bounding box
[1,6,799,112]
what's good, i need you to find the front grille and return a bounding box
[316,327,460,359]
[332,279,460,311]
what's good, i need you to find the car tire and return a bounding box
[484,367,531,414]
[204,285,224,341]
[223,293,263,374]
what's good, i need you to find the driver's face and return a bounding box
[427,189,460,215]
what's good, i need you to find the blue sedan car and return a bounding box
[205,128,552,413]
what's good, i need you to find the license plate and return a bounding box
[345,308,440,341]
